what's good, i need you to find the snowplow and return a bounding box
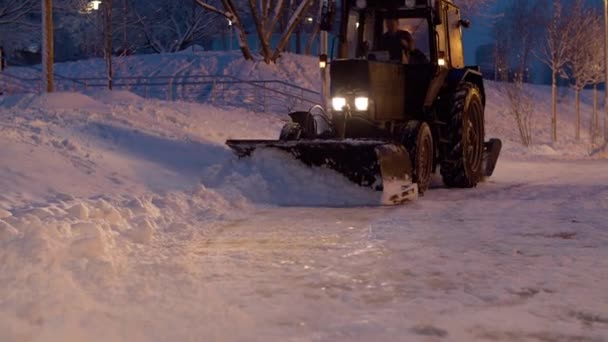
[226,0,502,204]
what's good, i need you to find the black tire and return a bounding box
[279,122,302,141]
[403,122,434,194]
[441,82,485,188]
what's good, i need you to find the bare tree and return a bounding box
[194,0,254,60]
[493,0,545,146]
[565,3,597,141]
[120,0,128,55]
[535,0,575,143]
[0,0,37,67]
[587,20,605,146]
[194,0,314,63]
[0,0,37,26]
[133,1,222,54]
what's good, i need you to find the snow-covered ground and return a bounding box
[1,52,607,341]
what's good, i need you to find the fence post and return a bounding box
[0,48,3,92]
[263,86,267,113]
[254,84,260,112]
[0,47,4,72]
[211,80,216,105]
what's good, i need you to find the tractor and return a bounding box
[227,0,502,204]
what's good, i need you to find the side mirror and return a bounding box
[459,19,471,28]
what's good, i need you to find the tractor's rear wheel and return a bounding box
[402,121,434,194]
[441,82,484,188]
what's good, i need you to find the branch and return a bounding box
[271,0,313,61]
[193,0,232,20]
[265,0,285,41]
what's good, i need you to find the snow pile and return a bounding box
[0,90,378,207]
[206,149,379,207]
[0,89,390,341]
[0,187,252,342]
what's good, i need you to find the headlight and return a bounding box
[332,97,346,111]
[354,97,369,111]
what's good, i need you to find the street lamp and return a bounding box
[80,0,101,13]
[228,18,233,51]
[90,0,102,10]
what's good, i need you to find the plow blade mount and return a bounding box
[226,140,418,205]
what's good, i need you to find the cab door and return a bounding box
[445,1,464,68]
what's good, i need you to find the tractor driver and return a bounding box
[378,18,429,64]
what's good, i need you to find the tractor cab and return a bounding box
[322,0,473,125]
[335,0,465,68]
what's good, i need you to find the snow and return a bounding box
[0,51,607,341]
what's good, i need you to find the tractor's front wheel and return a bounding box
[279,122,302,141]
[402,121,434,194]
[441,82,485,188]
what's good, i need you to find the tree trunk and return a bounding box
[593,84,599,145]
[103,0,113,90]
[122,0,128,55]
[270,0,312,62]
[551,71,557,142]
[42,0,54,93]
[575,89,580,141]
[222,0,254,60]
[265,0,286,42]
[248,0,272,63]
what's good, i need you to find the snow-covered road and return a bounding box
[4,159,607,341]
[139,159,608,342]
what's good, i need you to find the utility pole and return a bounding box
[604,0,608,142]
[42,0,54,93]
[103,0,113,90]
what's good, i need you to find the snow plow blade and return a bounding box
[226,140,418,205]
[483,138,502,177]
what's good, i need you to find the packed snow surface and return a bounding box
[1,52,607,341]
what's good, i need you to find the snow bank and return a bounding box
[3,50,605,159]
[0,90,379,207]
